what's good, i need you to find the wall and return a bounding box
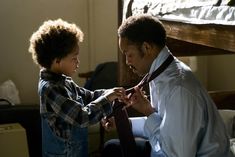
[0,0,234,104]
[87,0,118,69]
[207,55,235,91]
[186,55,235,92]
[0,0,118,104]
[179,56,208,88]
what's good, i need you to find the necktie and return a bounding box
[111,54,174,115]
[111,54,174,157]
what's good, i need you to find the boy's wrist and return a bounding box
[104,95,113,104]
[91,95,113,117]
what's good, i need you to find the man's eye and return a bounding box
[127,53,132,58]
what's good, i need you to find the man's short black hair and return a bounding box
[118,14,166,48]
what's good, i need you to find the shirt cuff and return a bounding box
[130,116,147,138]
[91,96,112,117]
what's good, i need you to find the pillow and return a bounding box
[218,110,235,138]
[230,138,235,155]
[0,80,21,105]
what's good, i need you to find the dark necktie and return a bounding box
[111,54,174,157]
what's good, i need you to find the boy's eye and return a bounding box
[71,57,78,61]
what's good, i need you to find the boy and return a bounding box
[28,19,125,157]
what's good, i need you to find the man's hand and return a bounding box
[101,116,116,132]
[126,86,155,116]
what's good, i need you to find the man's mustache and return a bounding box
[129,65,136,70]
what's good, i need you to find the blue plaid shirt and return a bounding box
[38,69,112,139]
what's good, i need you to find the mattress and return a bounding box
[122,0,235,25]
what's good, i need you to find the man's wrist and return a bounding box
[145,107,155,116]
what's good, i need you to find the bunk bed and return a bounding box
[117,0,235,110]
[116,0,235,154]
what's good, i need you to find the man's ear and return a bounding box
[141,42,151,55]
[55,58,61,64]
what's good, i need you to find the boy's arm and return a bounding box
[44,84,112,127]
[77,86,105,104]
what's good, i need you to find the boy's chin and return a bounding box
[64,71,76,77]
[70,70,78,76]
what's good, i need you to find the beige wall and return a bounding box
[0,0,234,104]
[0,0,118,104]
[186,55,235,91]
[183,56,208,88]
[87,0,118,69]
[207,55,235,91]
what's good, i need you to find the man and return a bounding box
[102,15,233,157]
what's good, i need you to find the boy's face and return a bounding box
[52,44,80,77]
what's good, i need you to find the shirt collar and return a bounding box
[40,69,71,82]
[149,46,172,74]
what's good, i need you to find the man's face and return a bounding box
[119,37,149,76]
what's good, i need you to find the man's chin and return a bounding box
[132,69,142,77]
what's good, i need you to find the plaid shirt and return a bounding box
[39,69,112,138]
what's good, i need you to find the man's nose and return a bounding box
[126,58,130,65]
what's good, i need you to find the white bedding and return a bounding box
[123,0,235,25]
[219,110,235,155]
[230,138,235,155]
[160,6,235,25]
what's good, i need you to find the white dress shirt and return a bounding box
[130,46,233,157]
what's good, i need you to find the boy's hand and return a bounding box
[104,87,127,102]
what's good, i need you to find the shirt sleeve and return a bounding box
[44,84,112,127]
[144,86,204,157]
[130,116,148,138]
[144,112,163,152]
